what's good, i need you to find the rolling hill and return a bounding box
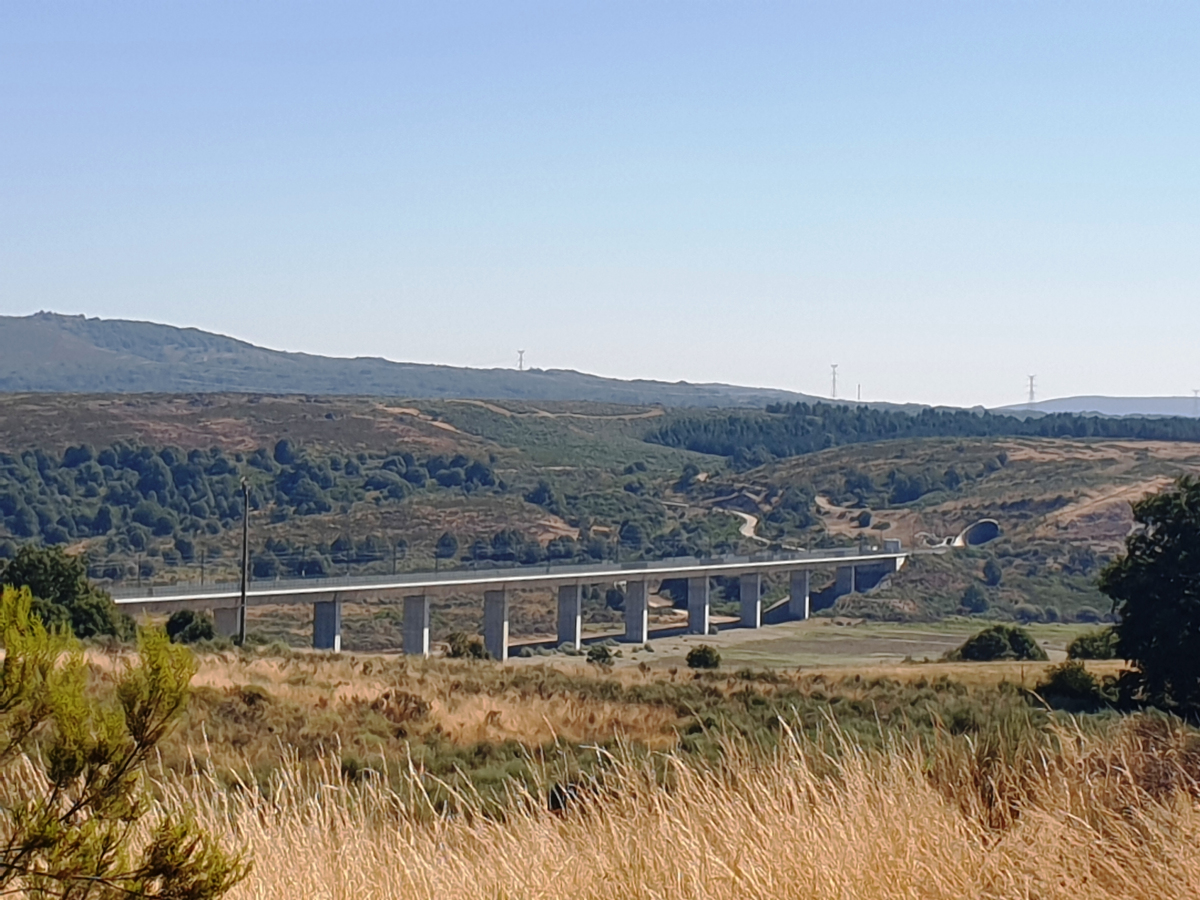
[0,312,823,407]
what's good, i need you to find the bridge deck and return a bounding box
[112,548,906,612]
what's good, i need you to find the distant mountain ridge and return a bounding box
[0,312,825,407]
[996,396,1200,418]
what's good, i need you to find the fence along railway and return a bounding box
[112,542,907,659]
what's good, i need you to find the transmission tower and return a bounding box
[1027,375,1036,407]
[1193,389,1199,418]
[517,350,525,372]
[831,364,838,400]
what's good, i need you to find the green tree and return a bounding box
[960,583,989,614]
[434,532,459,561]
[0,585,247,897]
[1098,475,1200,710]
[1,545,134,639]
[948,624,1047,662]
[983,558,1002,586]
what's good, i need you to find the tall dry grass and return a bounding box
[123,714,1200,900]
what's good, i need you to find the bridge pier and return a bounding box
[739,573,761,628]
[836,565,857,596]
[213,607,239,638]
[624,580,648,643]
[557,584,582,649]
[789,570,810,620]
[313,595,342,652]
[403,595,430,657]
[687,576,709,635]
[483,590,509,662]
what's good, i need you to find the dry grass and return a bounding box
[120,714,1200,900]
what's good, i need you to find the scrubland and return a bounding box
[140,708,1200,900]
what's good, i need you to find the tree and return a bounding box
[0,585,247,897]
[947,624,1047,662]
[1098,475,1200,710]
[960,583,989,614]
[1,545,134,639]
[983,558,1003,586]
[435,532,459,561]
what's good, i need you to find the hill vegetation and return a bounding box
[647,401,1200,467]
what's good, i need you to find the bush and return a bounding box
[445,631,489,659]
[947,624,1048,662]
[686,645,721,669]
[165,609,216,644]
[0,585,247,897]
[586,644,613,666]
[1013,603,1042,623]
[1067,627,1120,660]
[1036,660,1103,705]
[983,558,1003,586]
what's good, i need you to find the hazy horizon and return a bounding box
[3,3,1198,408]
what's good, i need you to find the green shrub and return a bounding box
[586,644,613,666]
[166,609,216,644]
[947,625,1048,662]
[1067,627,1120,660]
[1013,603,1042,623]
[445,631,489,659]
[686,645,721,669]
[1036,660,1103,704]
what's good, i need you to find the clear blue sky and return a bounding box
[2,2,1197,407]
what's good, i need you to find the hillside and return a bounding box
[0,393,1196,647]
[0,312,822,407]
[996,395,1200,417]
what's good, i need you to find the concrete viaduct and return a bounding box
[111,541,906,661]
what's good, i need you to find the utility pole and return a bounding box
[1027,375,1036,407]
[238,477,249,646]
[518,350,525,371]
[1193,389,1199,418]
[831,364,838,400]
[857,384,861,402]
[200,548,205,586]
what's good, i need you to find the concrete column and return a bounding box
[483,589,509,662]
[624,580,648,643]
[213,607,239,638]
[313,595,342,652]
[557,584,582,649]
[739,573,761,629]
[687,576,709,635]
[403,594,430,657]
[836,565,855,596]
[789,570,810,620]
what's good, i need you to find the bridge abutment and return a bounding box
[484,590,509,662]
[403,594,430,657]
